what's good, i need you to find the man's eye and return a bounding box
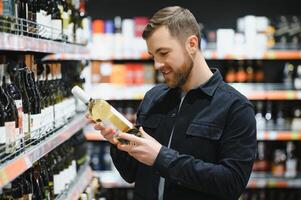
[159,52,168,56]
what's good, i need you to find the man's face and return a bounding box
[146,26,193,88]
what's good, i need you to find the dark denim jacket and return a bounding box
[111,69,257,200]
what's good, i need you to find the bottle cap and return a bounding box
[71,86,90,104]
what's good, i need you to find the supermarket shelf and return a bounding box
[0,114,87,188]
[41,50,301,61]
[94,170,134,188]
[247,173,301,188]
[95,170,301,189]
[42,52,152,62]
[85,83,301,101]
[56,164,93,200]
[0,32,88,54]
[84,131,301,142]
[257,131,301,141]
[203,50,301,60]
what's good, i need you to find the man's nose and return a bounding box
[154,60,164,70]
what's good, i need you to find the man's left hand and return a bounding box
[117,127,162,166]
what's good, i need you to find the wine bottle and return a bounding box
[0,73,17,155]
[0,100,6,160]
[71,86,142,144]
[18,65,31,145]
[3,75,22,153]
[50,1,62,41]
[5,61,25,152]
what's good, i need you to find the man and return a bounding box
[92,6,257,200]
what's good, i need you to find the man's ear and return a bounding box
[185,35,199,54]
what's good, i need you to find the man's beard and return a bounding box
[167,59,193,88]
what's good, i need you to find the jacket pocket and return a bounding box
[186,122,223,141]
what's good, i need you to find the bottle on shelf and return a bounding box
[236,60,247,83]
[245,60,254,83]
[254,60,264,83]
[291,107,301,131]
[271,148,286,177]
[255,101,266,131]
[225,60,236,83]
[274,102,290,131]
[50,1,62,41]
[4,59,25,153]
[253,141,270,172]
[0,100,6,160]
[283,62,294,88]
[265,101,273,130]
[0,60,17,157]
[294,65,301,90]
[71,86,142,144]
[285,141,297,178]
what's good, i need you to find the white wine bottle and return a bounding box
[71,86,142,144]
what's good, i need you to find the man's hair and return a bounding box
[142,6,201,47]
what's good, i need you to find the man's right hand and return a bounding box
[85,113,119,145]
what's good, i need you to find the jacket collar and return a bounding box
[196,68,223,97]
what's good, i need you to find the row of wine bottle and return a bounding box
[0,0,89,44]
[0,130,87,199]
[253,141,299,178]
[0,54,77,162]
[254,101,301,131]
[240,188,301,200]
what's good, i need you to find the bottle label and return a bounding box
[51,19,62,40]
[5,121,16,154]
[14,100,24,146]
[30,114,40,139]
[285,159,297,177]
[15,127,20,149]
[46,106,52,128]
[23,113,30,142]
[53,173,60,195]
[41,108,45,129]
[0,126,6,144]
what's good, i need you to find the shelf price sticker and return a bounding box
[268,131,277,140]
[265,51,276,59]
[291,132,300,140]
[0,168,9,186]
[286,91,296,100]
[297,91,301,99]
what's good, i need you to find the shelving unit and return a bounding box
[0,114,87,188]
[84,131,301,142]
[41,49,301,61]
[203,50,301,60]
[84,83,301,101]
[56,163,94,200]
[0,32,88,54]
[94,170,301,189]
[248,173,301,188]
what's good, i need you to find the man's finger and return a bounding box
[94,122,105,130]
[118,132,142,144]
[139,127,152,139]
[117,142,139,153]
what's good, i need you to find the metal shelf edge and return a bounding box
[0,114,87,188]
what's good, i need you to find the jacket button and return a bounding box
[171,113,176,117]
[177,181,181,185]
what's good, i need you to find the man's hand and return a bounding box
[85,113,118,145]
[117,127,162,166]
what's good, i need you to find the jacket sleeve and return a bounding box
[153,102,257,200]
[110,85,170,184]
